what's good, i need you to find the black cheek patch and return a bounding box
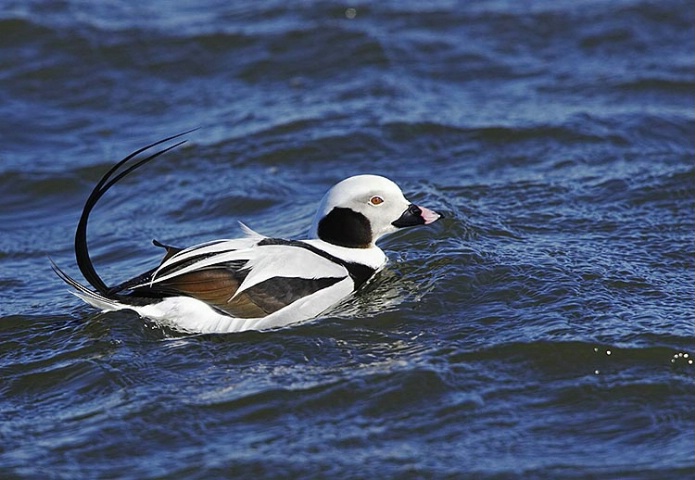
[317,207,372,248]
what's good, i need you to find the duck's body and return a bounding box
[53,133,442,334]
[60,232,385,333]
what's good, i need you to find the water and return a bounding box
[1,0,693,478]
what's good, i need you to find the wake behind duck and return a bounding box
[52,132,442,333]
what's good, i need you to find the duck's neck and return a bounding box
[301,238,386,271]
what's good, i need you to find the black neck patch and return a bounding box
[317,207,372,249]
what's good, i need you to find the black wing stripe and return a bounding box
[243,276,345,314]
[155,250,242,278]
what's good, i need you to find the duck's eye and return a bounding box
[369,195,385,206]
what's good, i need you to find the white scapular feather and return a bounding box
[238,221,265,240]
[232,245,348,298]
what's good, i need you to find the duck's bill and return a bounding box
[392,204,443,228]
[419,205,442,225]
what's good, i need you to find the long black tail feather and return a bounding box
[75,130,197,295]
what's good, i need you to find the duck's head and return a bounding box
[309,174,442,248]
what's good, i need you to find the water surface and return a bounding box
[1,1,693,478]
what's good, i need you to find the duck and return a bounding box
[52,132,442,334]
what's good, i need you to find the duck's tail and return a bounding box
[54,130,196,299]
[50,258,122,311]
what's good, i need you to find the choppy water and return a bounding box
[1,0,694,478]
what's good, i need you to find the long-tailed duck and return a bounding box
[52,132,442,333]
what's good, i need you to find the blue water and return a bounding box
[1,0,693,478]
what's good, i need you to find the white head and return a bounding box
[309,174,441,248]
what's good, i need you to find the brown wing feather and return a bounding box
[152,269,271,319]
